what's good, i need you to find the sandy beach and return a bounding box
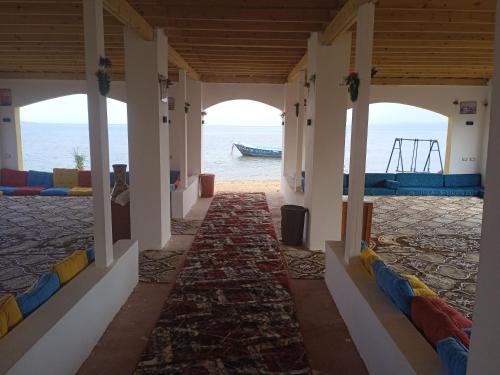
[214,180,281,193]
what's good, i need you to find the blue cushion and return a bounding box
[365,173,396,188]
[27,170,53,188]
[86,247,95,263]
[373,260,414,317]
[442,187,481,197]
[444,174,481,188]
[16,272,60,316]
[40,187,69,196]
[384,179,400,189]
[343,174,349,188]
[396,187,448,196]
[365,187,396,196]
[463,328,472,336]
[436,337,468,375]
[396,173,444,188]
[0,186,16,195]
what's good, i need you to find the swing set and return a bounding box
[385,138,444,173]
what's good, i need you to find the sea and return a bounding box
[20,122,448,181]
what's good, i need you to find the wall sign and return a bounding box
[460,101,477,115]
[0,89,12,106]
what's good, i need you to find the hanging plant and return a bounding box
[294,102,300,117]
[371,67,378,78]
[345,72,360,102]
[96,56,112,97]
[201,111,207,124]
[184,102,191,114]
[281,112,285,125]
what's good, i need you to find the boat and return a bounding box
[232,143,282,158]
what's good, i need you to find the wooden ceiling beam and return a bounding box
[287,55,307,82]
[163,19,325,32]
[375,9,495,24]
[372,77,489,86]
[166,29,310,40]
[103,0,154,40]
[168,37,306,48]
[374,21,494,34]
[168,45,200,80]
[201,74,286,84]
[375,0,496,11]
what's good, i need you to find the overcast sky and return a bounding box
[20,95,447,127]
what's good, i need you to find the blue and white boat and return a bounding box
[232,143,282,158]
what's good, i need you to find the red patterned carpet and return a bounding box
[135,193,311,374]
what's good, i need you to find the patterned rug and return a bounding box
[171,219,202,235]
[371,196,483,318]
[0,196,94,296]
[135,193,311,374]
[281,246,325,279]
[139,249,186,283]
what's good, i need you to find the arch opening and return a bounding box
[344,102,449,173]
[202,100,283,187]
[19,94,128,171]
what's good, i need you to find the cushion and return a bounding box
[384,179,400,190]
[360,248,381,278]
[373,260,414,317]
[53,168,79,188]
[69,187,93,196]
[40,187,70,196]
[11,186,45,196]
[404,275,437,297]
[411,296,471,348]
[444,174,481,188]
[78,170,92,188]
[396,187,448,196]
[436,337,468,375]
[365,173,396,188]
[365,187,396,196]
[27,170,53,188]
[396,173,444,188]
[440,187,481,197]
[0,294,23,338]
[1,168,28,187]
[86,247,95,263]
[16,272,60,317]
[53,250,89,285]
[0,186,16,195]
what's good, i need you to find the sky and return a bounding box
[20,95,447,127]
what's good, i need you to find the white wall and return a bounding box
[370,85,490,175]
[187,78,202,176]
[202,82,284,110]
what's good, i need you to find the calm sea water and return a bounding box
[20,122,447,180]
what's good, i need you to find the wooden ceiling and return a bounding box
[0,0,496,85]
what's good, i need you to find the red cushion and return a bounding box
[1,168,28,187]
[12,187,45,196]
[78,170,92,188]
[411,296,471,348]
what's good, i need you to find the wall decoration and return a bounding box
[0,89,12,106]
[184,102,191,114]
[345,72,360,102]
[158,74,169,103]
[168,97,175,111]
[96,57,112,97]
[294,102,300,117]
[460,101,477,115]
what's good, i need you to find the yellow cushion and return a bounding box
[405,275,437,297]
[53,250,89,285]
[360,248,381,278]
[69,187,93,196]
[0,295,23,338]
[53,168,79,188]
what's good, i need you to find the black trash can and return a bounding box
[281,205,308,246]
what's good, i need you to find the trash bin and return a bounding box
[199,173,215,198]
[281,205,308,246]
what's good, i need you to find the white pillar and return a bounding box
[124,27,171,251]
[344,2,375,262]
[467,1,500,372]
[304,32,352,250]
[174,70,189,189]
[283,81,299,182]
[83,0,113,267]
[187,78,202,176]
[295,74,306,189]
[0,106,23,170]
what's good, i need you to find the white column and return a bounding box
[0,106,23,170]
[282,81,299,182]
[174,70,189,189]
[187,78,202,176]
[344,2,375,262]
[304,32,352,250]
[467,1,500,372]
[295,74,306,189]
[83,0,113,267]
[124,27,171,251]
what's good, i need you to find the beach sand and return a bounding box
[215,180,281,193]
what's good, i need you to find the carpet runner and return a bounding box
[135,192,310,374]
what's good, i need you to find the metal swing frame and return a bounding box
[385,138,444,173]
